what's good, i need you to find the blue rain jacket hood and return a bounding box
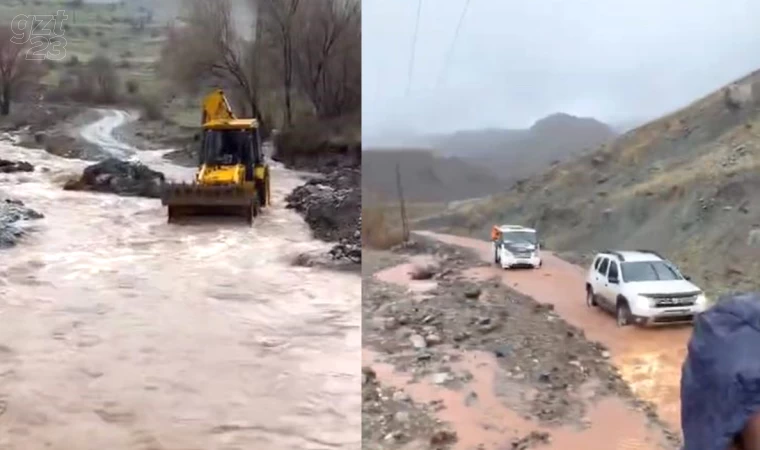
[681,292,760,450]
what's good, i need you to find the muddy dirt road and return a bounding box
[363,241,680,450]
[417,231,689,432]
[0,110,361,450]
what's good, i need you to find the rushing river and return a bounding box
[0,110,361,450]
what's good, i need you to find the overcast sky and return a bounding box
[362,0,760,140]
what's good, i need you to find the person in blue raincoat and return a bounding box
[681,292,760,450]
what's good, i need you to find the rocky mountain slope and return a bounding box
[362,149,505,202]
[422,69,760,297]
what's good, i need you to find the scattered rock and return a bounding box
[410,263,436,280]
[431,372,452,385]
[511,431,551,450]
[410,334,427,349]
[0,199,44,248]
[285,168,360,264]
[430,429,457,446]
[425,333,442,346]
[63,158,165,198]
[392,391,411,403]
[0,159,34,173]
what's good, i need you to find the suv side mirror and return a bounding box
[684,275,692,281]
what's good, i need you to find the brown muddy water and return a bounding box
[0,110,361,450]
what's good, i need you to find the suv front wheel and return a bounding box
[616,300,632,327]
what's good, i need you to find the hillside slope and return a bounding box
[423,70,760,296]
[433,113,618,182]
[362,149,505,202]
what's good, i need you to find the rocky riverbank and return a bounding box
[277,117,362,269]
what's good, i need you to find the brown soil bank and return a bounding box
[362,237,680,450]
[420,69,760,298]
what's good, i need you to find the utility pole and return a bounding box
[396,163,409,242]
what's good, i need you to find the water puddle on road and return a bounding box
[369,258,672,449]
[417,231,688,433]
[365,348,667,450]
[375,254,439,296]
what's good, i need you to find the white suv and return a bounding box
[492,225,542,269]
[585,250,708,326]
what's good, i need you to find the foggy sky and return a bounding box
[362,0,760,140]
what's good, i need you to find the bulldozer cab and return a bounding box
[199,125,263,179]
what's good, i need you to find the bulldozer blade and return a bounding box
[161,183,256,223]
[160,183,255,207]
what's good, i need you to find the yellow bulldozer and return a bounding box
[161,89,271,225]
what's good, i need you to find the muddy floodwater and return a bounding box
[0,111,361,450]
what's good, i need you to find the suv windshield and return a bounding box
[621,261,683,282]
[500,231,537,245]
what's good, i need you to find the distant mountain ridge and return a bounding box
[430,113,618,182]
[362,149,505,203]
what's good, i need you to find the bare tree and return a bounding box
[256,0,301,127]
[160,0,266,123]
[87,54,120,103]
[291,0,360,118]
[0,25,46,115]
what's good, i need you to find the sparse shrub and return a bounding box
[362,206,404,249]
[79,26,91,37]
[99,40,109,49]
[125,79,139,94]
[139,96,163,121]
[65,55,80,67]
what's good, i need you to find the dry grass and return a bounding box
[362,205,405,250]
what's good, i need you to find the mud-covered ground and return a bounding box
[362,237,680,449]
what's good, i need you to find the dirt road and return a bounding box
[418,231,689,431]
[0,110,361,450]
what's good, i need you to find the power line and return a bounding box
[436,0,473,88]
[405,0,423,96]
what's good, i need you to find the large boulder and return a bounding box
[63,157,165,198]
[0,199,44,248]
[0,159,34,173]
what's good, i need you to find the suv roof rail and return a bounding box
[601,250,626,261]
[635,249,664,259]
